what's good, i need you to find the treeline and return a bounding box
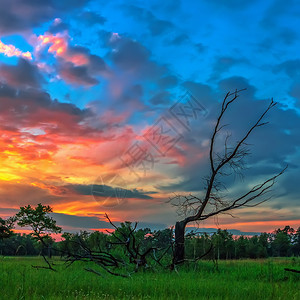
[1,225,299,259]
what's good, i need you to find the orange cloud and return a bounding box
[37,33,89,66]
[0,40,32,60]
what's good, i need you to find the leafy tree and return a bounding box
[292,227,300,256]
[0,216,16,239]
[16,204,61,240]
[257,232,269,258]
[235,236,249,258]
[211,229,234,259]
[16,203,61,268]
[272,227,293,257]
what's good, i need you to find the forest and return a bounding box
[1,213,299,263]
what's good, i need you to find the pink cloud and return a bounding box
[37,33,89,66]
[0,40,32,60]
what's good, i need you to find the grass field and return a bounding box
[0,257,299,299]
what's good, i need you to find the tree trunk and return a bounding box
[173,220,186,265]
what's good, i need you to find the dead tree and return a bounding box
[64,214,171,277]
[170,89,287,265]
[104,214,168,271]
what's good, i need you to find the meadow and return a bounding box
[0,257,299,299]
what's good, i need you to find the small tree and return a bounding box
[0,217,16,240]
[170,89,287,265]
[16,203,61,269]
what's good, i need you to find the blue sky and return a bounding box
[0,0,299,234]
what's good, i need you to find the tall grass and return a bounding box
[0,257,299,299]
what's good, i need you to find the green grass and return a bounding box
[0,257,299,299]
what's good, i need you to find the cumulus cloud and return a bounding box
[35,33,109,86]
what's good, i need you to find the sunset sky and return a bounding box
[0,0,299,235]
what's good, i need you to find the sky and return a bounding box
[0,0,299,235]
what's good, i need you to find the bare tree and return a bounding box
[170,89,287,265]
[64,214,171,277]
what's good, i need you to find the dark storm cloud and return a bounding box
[0,58,43,88]
[0,0,90,35]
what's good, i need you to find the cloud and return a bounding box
[157,75,178,89]
[0,0,90,35]
[157,76,300,208]
[58,62,99,86]
[0,40,32,60]
[0,183,60,208]
[111,38,150,71]
[273,59,300,78]
[260,0,296,29]
[149,91,171,105]
[169,34,189,46]
[78,11,106,26]
[0,58,42,88]
[48,18,69,34]
[210,56,249,80]
[0,82,90,127]
[31,182,154,200]
[289,81,300,107]
[125,5,174,36]
[36,33,109,86]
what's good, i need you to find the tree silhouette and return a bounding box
[16,203,62,270]
[0,217,15,240]
[170,89,287,266]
